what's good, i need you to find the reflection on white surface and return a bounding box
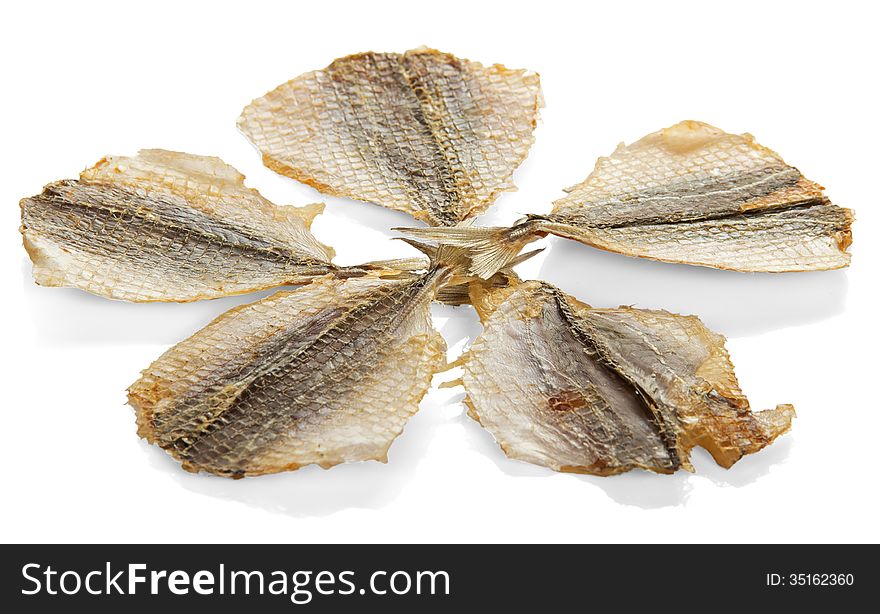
[145,394,448,518]
[537,237,848,337]
[458,409,794,509]
[433,302,482,359]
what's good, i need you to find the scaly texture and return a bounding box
[128,270,447,477]
[21,150,336,302]
[461,280,794,475]
[543,120,853,271]
[399,120,853,277]
[238,48,542,226]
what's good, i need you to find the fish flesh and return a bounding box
[21,150,337,302]
[238,48,543,227]
[457,279,794,474]
[399,120,853,277]
[128,268,448,477]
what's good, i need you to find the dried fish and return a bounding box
[238,48,542,227]
[457,279,794,474]
[400,120,853,277]
[21,150,337,302]
[129,268,447,477]
[20,50,826,481]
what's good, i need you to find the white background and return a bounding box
[2,0,877,543]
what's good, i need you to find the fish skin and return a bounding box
[20,150,337,302]
[540,120,853,271]
[540,202,853,273]
[461,280,794,475]
[128,269,447,477]
[398,120,853,276]
[238,48,543,227]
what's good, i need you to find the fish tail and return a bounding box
[393,237,544,306]
[433,282,472,306]
[394,223,540,279]
[396,237,474,277]
[357,257,429,273]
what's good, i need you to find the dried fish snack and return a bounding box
[238,48,543,227]
[400,120,853,277]
[21,150,337,302]
[128,269,447,477]
[457,279,795,474]
[20,49,835,481]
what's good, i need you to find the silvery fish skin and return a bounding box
[399,120,853,277]
[20,150,337,302]
[128,269,447,477]
[238,48,543,227]
[458,279,794,475]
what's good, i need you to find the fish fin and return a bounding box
[394,225,538,279]
[438,377,464,389]
[395,237,438,260]
[358,257,429,274]
[434,282,472,306]
[335,257,428,281]
[395,237,476,277]
[290,202,326,228]
[505,247,545,269]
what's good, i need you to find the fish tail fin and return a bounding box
[395,237,439,261]
[393,224,539,279]
[333,256,428,280]
[358,256,430,273]
[396,237,476,276]
[433,282,472,306]
[398,238,545,307]
[505,247,545,269]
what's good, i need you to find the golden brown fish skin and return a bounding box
[238,48,542,226]
[399,120,853,276]
[128,269,448,478]
[461,280,794,475]
[20,150,338,302]
[540,120,853,272]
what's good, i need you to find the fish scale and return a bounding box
[20,150,338,302]
[129,270,447,477]
[238,47,542,227]
[461,279,794,475]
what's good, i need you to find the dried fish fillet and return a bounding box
[400,120,853,277]
[459,280,794,475]
[238,48,542,226]
[544,120,853,271]
[21,150,336,302]
[128,269,447,477]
